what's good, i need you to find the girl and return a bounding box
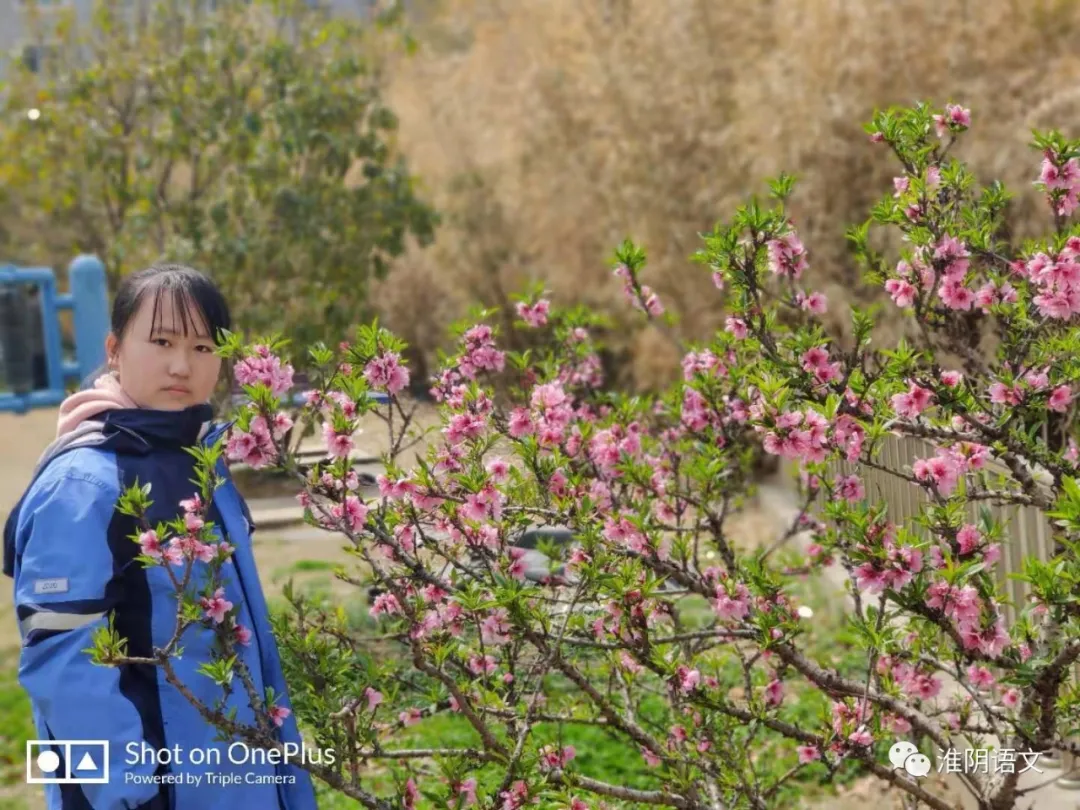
[2,264,317,810]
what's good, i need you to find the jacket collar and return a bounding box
[102,403,216,451]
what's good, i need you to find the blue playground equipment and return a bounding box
[0,256,109,415]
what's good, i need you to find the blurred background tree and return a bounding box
[0,0,437,353]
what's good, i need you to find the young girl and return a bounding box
[2,264,317,810]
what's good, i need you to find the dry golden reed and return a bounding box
[372,0,1080,390]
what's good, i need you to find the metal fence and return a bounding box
[0,255,109,414]
[827,432,1056,627]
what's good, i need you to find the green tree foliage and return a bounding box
[0,0,438,348]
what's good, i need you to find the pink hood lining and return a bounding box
[55,372,140,438]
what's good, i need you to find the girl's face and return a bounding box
[104,290,223,411]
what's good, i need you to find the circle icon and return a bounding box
[904,753,932,778]
[36,750,61,774]
[889,740,918,769]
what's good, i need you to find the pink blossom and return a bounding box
[966,664,996,691]
[848,729,873,747]
[956,524,981,555]
[714,582,751,620]
[933,104,971,137]
[797,745,821,764]
[234,624,252,646]
[163,544,185,567]
[767,231,809,279]
[940,370,963,388]
[835,474,865,503]
[399,708,423,727]
[938,278,976,310]
[763,679,784,707]
[364,352,410,395]
[234,349,295,398]
[516,299,551,328]
[887,715,912,735]
[989,382,1023,407]
[885,278,917,308]
[1049,385,1074,413]
[459,779,478,807]
[468,654,498,676]
[364,686,383,711]
[321,422,354,459]
[369,593,401,618]
[912,453,961,496]
[139,530,162,559]
[797,291,828,314]
[891,383,934,419]
[268,705,291,727]
[642,748,662,767]
[726,317,748,339]
[1001,688,1021,709]
[678,666,701,694]
[200,588,233,624]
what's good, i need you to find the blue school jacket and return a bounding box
[2,404,318,810]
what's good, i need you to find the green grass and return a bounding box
[270,559,340,582]
[0,666,34,787]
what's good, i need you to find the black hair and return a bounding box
[80,263,231,390]
[113,263,231,343]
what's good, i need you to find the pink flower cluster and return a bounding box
[926,580,1010,658]
[758,407,830,463]
[877,656,942,701]
[507,381,578,450]
[799,347,842,385]
[1016,238,1080,320]
[537,744,576,771]
[200,587,234,624]
[891,381,934,419]
[852,522,923,594]
[226,412,293,470]
[830,700,874,750]
[795,290,827,314]
[933,235,975,311]
[933,104,971,138]
[766,231,809,280]
[1038,151,1080,217]
[431,325,507,401]
[912,446,974,497]
[138,494,236,567]
[363,351,410,395]
[515,299,550,328]
[613,263,664,316]
[234,345,294,398]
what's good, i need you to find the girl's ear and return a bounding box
[104,333,119,367]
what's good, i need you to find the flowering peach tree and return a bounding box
[95,104,1080,810]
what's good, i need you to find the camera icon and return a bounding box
[26,740,109,784]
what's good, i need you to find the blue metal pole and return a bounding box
[37,271,64,395]
[69,255,109,385]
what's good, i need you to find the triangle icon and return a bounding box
[76,752,98,771]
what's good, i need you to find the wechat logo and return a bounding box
[889,740,931,778]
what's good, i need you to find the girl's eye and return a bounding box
[197,345,215,353]
[153,338,170,347]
